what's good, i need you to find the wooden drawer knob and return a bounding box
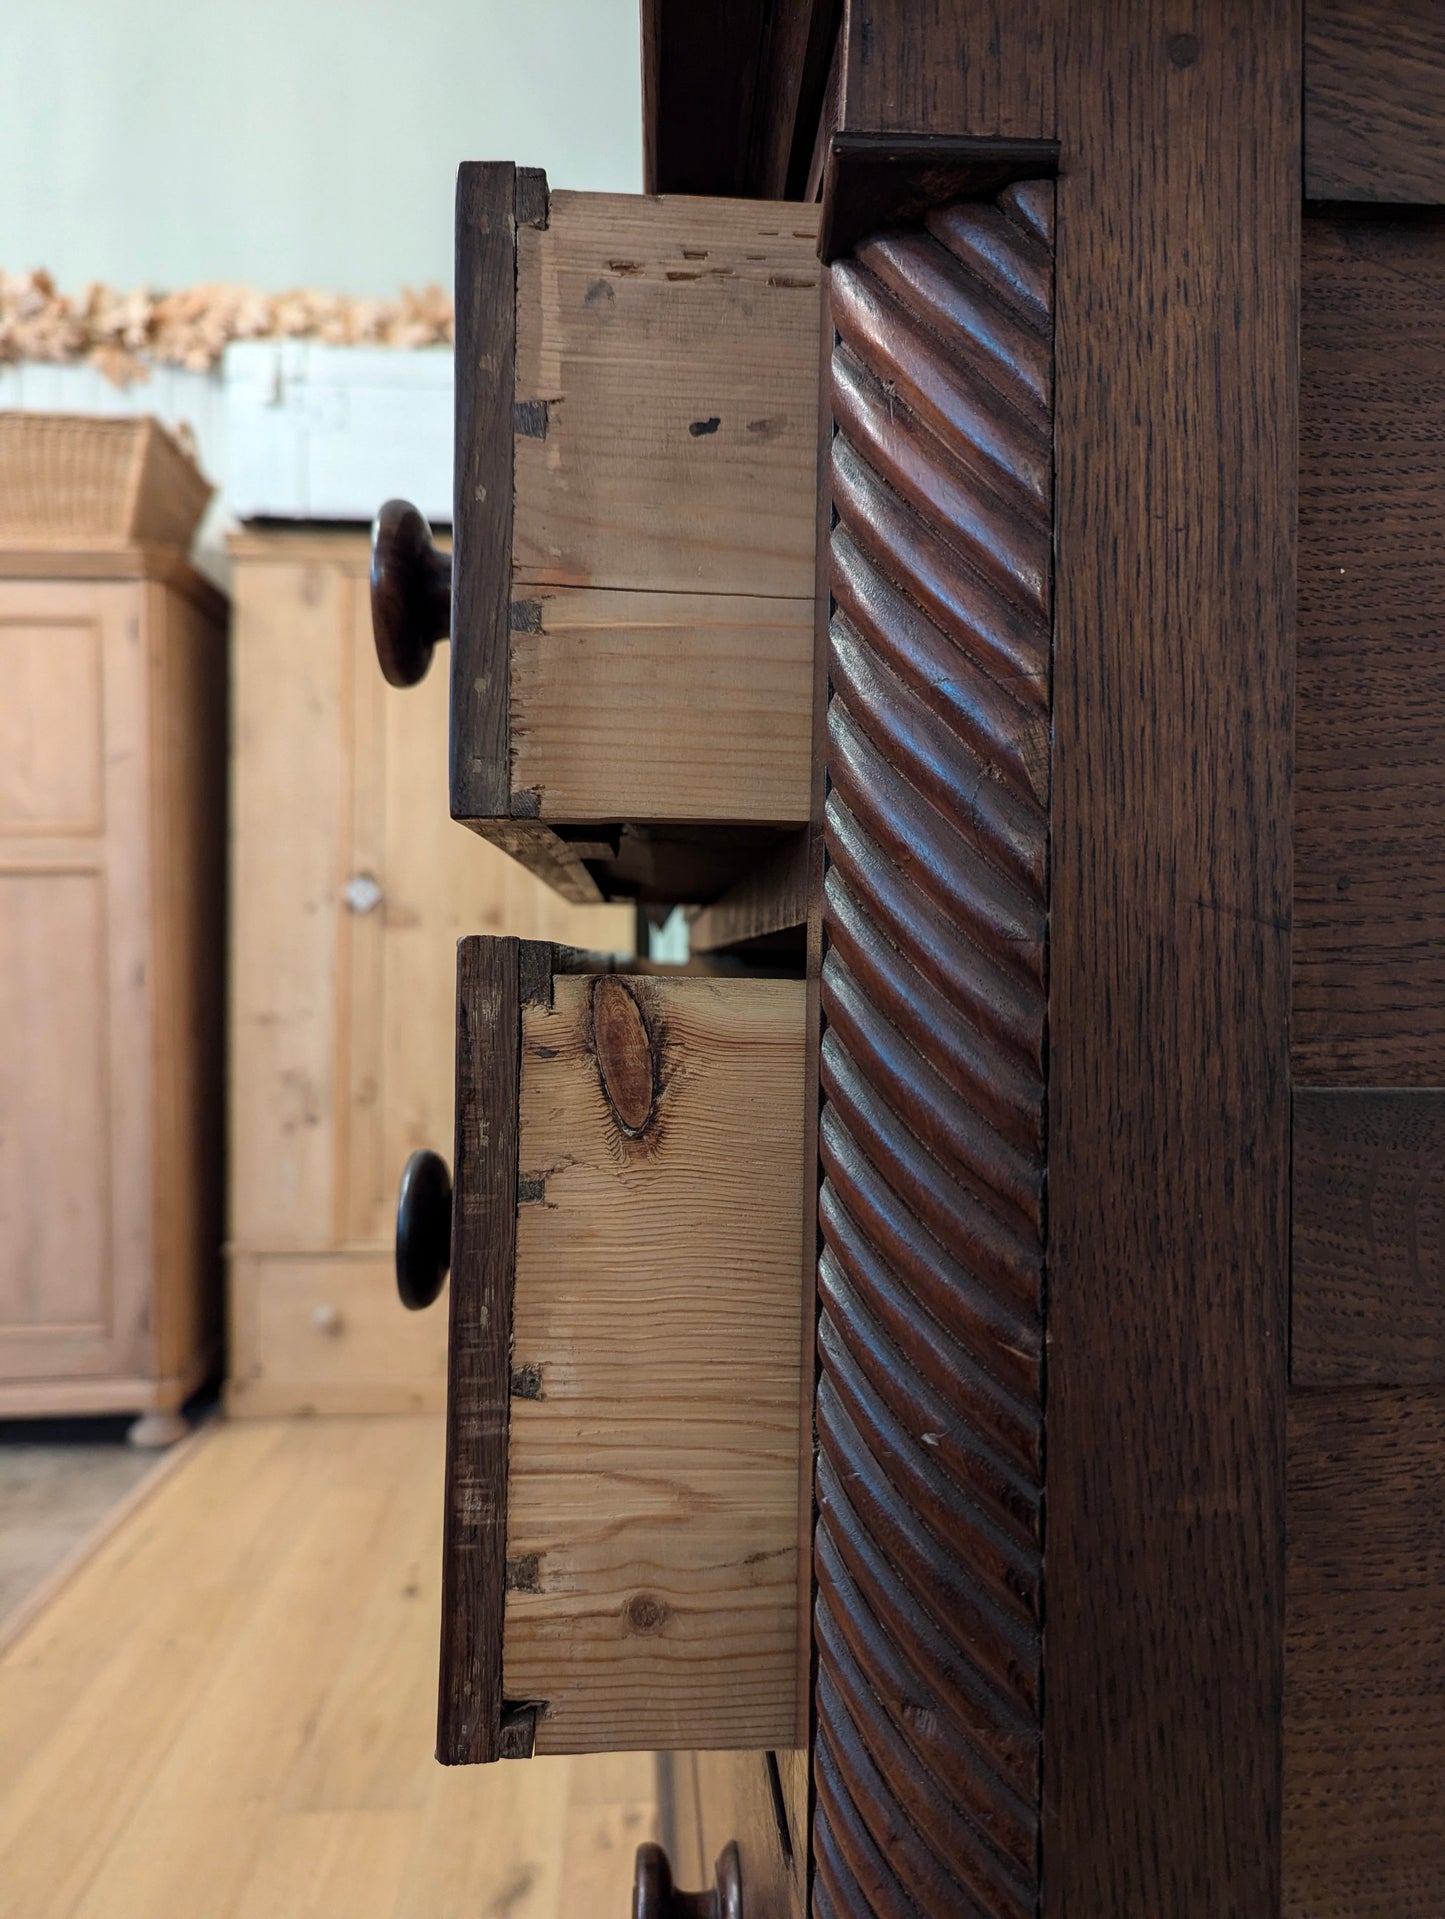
[633,1842,742,1919]
[370,499,452,687]
[395,1149,452,1311]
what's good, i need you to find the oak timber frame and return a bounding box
[790,6,1298,1914]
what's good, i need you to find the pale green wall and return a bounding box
[2,0,642,294]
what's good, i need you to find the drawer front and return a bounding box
[437,937,809,1762]
[226,1250,448,1417]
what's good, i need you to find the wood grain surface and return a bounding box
[1042,6,1299,1912]
[228,557,351,1248]
[687,831,810,955]
[1305,0,1445,202]
[813,8,1299,1910]
[450,163,525,824]
[0,1417,659,1918]
[470,820,607,907]
[1284,1388,1445,1917]
[509,587,812,825]
[228,1251,448,1416]
[813,177,1053,1919]
[0,1422,175,1649]
[513,192,820,603]
[1294,210,1445,1083]
[437,937,527,1764]
[1293,1088,1445,1386]
[841,0,1055,145]
[454,180,823,889]
[505,973,808,1754]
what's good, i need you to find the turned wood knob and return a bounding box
[395,1149,452,1311]
[633,1842,742,1919]
[370,499,452,687]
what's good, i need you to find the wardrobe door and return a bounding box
[0,580,155,1396]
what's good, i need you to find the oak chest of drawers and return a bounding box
[371,8,1445,1913]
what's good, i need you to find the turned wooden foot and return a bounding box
[127,1410,189,1450]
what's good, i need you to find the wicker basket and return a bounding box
[0,412,213,548]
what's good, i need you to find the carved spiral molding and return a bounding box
[813,181,1055,1919]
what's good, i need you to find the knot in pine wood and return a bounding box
[590,976,659,1135]
[624,1592,670,1635]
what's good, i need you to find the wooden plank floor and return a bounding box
[0,1428,158,1630]
[0,1417,656,1918]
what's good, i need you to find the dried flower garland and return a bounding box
[0,270,453,386]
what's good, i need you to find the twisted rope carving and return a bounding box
[813,180,1055,1919]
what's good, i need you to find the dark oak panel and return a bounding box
[1305,0,1445,202]
[1042,7,1299,1914]
[1293,1088,1445,1386]
[841,0,1054,143]
[832,7,1300,1911]
[1284,1389,1445,1917]
[1294,212,1445,1083]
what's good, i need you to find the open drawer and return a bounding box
[399,937,811,1760]
[371,165,821,906]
